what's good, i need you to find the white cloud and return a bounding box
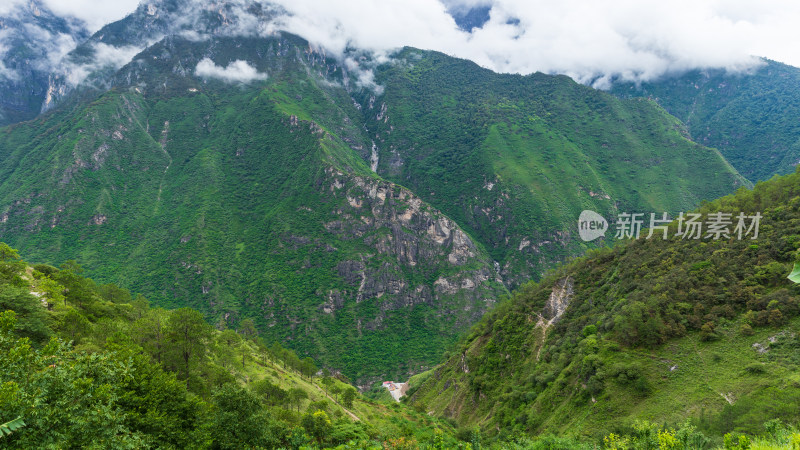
[19,23,81,71]
[195,58,268,83]
[263,0,800,86]
[62,43,144,86]
[5,0,800,87]
[0,60,18,81]
[0,0,26,16]
[41,0,139,33]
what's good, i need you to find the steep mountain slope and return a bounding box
[408,167,800,440]
[612,59,800,182]
[0,33,506,385]
[364,49,748,286]
[0,0,750,385]
[0,0,88,126]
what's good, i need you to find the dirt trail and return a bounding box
[314,384,360,421]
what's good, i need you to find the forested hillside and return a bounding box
[365,48,748,287]
[0,244,469,448]
[0,33,508,386]
[612,59,800,182]
[409,167,800,445]
[3,0,800,448]
[5,242,800,448]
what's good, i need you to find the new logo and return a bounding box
[578,210,608,242]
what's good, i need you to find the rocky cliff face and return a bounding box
[323,168,503,327]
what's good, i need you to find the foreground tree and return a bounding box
[165,308,212,378]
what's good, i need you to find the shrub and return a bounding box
[744,363,766,375]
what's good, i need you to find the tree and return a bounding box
[107,342,213,449]
[58,260,83,274]
[252,379,288,407]
[321,376,334,396]
[288,387,308,412]
[98,283,132,304]
[301,410,332,445]
[330,385,342,404]
[0,242,20,261]
[60,308,90,343]
[342,386,357,408]
[165,308,212,378]
[36,277,64,311]
[0,243,25,284]
[0,311,145,448]
[130,295,149,320]
[134,308,168,364]
[211,384,269,449]
[217,329,241,369]
[53,263,97,309]
[237,318,258,341]
[301,356,317,380]
[0,285,52,342]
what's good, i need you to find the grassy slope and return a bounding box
[409,167,800,441]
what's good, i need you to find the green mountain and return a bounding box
[0,33,507,386]
[0,0,749,385]
[408,167,800,442]
[612,59,800,182]
[364,49,748,287]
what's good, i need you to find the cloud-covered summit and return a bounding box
[4,0,800,94]
[265,0,800,88]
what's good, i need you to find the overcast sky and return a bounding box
[29,0,800,86]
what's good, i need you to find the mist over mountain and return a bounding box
[0,0,88,125]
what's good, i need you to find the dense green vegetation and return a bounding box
[3,3,800,447]
[612,59,800,182]
[4,243,800,448]
[410,167,800,445]
[0,244,478,448]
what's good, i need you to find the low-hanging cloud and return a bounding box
[0,60,17,81]
[41,0,140,33]
[195,58,268,83]
[265,0,800,87]
[0,3,86,82]
[61,43,144,87]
